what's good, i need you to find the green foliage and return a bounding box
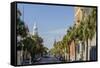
[16,10,48,62]
[50,7,97,61]
[17,18,29,37]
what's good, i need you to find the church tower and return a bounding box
[33,22,38,35]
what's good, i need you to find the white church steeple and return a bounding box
[33,22,38,35]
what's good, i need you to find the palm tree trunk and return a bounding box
[75,45,76,61]
[64,47,67,61]
[74,40,76,61]
[82,41,87,61]
[88,39,91,61]
[86,39,88,60]
[69,45,70,62]
[79,40,82,61]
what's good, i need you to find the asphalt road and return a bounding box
[34,56,62,64]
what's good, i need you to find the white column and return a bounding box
[79,41,82,60]
[76,45,80,61]
[83,41,86,61]
[88,39,91,61]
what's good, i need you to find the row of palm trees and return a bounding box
[17,10,48,64]
[50,7,97,62]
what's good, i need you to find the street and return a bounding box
[34,56,63,64]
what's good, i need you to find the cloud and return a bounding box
[42,28,67,35]
[51,28,66,34]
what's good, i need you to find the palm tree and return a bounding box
[63,26,73,61]
[42,47,48,55]
[17,10,29,38]
[74,9,90,61]
[77,20,85,60]
[31,35,44,56]
[86,8,97,60]
[79,13,93,61]
[62,35,70,61]
[22,37,35,60]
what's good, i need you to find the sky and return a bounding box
[17,3,75,49]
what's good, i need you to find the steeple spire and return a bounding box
[33,22,38,35]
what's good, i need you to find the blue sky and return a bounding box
[17,3,75,49]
